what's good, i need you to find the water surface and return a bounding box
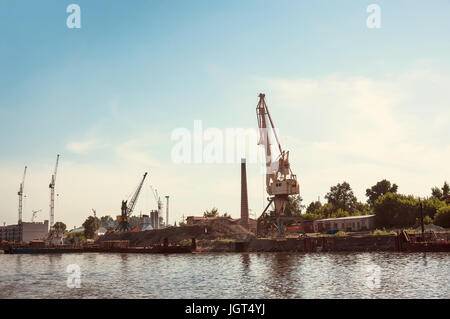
[0,252,448,298]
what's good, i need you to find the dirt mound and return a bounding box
[96,219,255,247]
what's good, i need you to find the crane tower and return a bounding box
[18,166,27,224]
[49,154,60,228]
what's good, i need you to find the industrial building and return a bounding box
[313,215,376,233]
[0,220,49,243]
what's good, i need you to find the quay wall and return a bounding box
[245,235,398,252]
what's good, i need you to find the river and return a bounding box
[0,252,448,298]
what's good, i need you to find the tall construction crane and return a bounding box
[117,172,148,232]
[18,166,27,224]
[255,93,299,237]
[150,185,163,229]
[49,154,60,228]
[32,209,42,223]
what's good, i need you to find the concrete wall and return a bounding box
[246,235,397,252]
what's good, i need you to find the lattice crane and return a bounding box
[49,154,60,228]
[256,93,299,236]
[18,166,27,224]
[117,172,148,231]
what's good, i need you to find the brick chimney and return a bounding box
[240,158,249,229]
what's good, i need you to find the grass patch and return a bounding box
[334,231,348,236]
[372,228,396,235]
[214,238,236,243]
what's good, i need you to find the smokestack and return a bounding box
[165,196,169,227]
[241,158,249,229]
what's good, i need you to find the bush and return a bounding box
[434,206,450,228]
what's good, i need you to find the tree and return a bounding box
[373,193,418,228]
[203,207,219,217]
[431,182,449,201]
[285,195,304,216]
[434,206,450,228]
[82,216,100,239]
[306,201,322,214]
[431,187,443,200]
[366,179,398,206]
[325,182,357,213]
[99,215,115,230]
[53,222,66,236]
[442,182,449,199]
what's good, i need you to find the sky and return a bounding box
[0,0,449,229]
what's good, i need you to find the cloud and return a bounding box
[66,139,108,154]
[115,139,163,167]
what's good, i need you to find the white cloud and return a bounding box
[66,139,108,154]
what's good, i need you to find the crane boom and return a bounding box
[49,154,60,228]
[117,172,148,232]
[127,172,148,216]
[18,166,27,224]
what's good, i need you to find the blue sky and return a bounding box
[1,1,449,228]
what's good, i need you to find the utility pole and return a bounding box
[165,196,169,227]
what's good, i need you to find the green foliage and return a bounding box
[67,231,85,244]
[431,182,449,201]
[373,193,446,228]
[82,216,100,239]
[372,228,396,235]
[203,207,219,217]
[423,215,433,225]
[421,198,446,219]
[203,207,230,218]
[99,215,115,230]
[373,193,418,228]
[443,182,450,199]
[306,201,322,214]
[431,187,443,200]
[366,179,398,206]
[53,222,66,235]
[434,206,450,228]
[285,195,304,216]
[334,231,347,236]
[325,182,357,213]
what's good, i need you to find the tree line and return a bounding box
[285,180,450,229]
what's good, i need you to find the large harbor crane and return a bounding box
[49,154,60,229]
[18,166,27,224]
[255,93,300,237]
[117,172,148,231]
